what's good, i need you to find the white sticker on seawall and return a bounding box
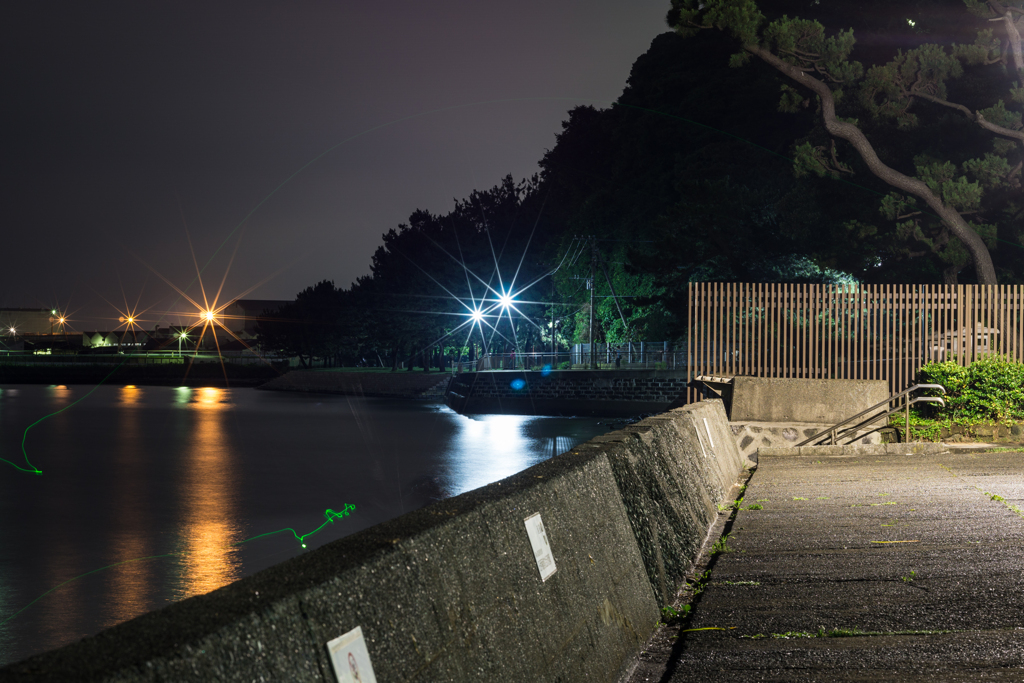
[702,417,715,449]
[524,512,557,581]
[327,626,378,683]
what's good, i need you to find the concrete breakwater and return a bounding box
[1,399,745,682]
[446,369,691,416]
[259,370,452,398]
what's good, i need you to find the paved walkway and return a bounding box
[626,446,1024,681]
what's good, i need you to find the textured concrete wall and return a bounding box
[729,377,889,423]
[595,401,744,605]
[446,370,690,416]
[1,401,744,683]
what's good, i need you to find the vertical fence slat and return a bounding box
[685,283,1020,404]
[689,281,694,402]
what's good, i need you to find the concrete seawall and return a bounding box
[259,370,451,398]
[446,369,691,416]
[1,400,744,682]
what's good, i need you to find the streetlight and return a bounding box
[117,315,136,353]
[177,330,189,357]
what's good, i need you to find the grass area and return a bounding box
[890,413,1024,442]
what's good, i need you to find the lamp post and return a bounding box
[117,316,135,353]
[177,331,188,357]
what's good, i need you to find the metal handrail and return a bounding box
[815,396,946,447]
[795,383,947,447]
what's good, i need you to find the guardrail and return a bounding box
[795,383,947,447]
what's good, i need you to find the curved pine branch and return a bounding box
[744,44,998,284]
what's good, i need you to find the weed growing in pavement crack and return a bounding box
[711,534,734,554]
[687,570,711,596]
[901,570,917,583]
[743,626,952,640]
[660,604,691,624]
[980,489,1024,519]
[746,503,764,510]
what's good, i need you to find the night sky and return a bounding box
[2,1,668,330]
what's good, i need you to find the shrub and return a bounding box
[916,356,1024,421]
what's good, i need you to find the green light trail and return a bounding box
[0,504,355,627]
[238,504,356,549]
[1,360,127,475]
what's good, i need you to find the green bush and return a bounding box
[916,356,1024,421]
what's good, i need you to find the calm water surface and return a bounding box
[0,384,611,666]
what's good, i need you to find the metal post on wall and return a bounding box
[589,236,597,369]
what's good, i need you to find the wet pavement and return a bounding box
[625,446,1024,681]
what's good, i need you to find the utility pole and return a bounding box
[550,277,556,361]
[589,236,597,370]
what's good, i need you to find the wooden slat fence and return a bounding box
[687,283,1024,402]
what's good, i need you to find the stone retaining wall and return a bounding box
[259,370,451,398]
[446,370,690,416]
[1,401,744,683]
[917,421,1024,443]
[729,422,885,462]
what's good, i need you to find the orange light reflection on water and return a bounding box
[105,385,151,627]
[173,387,242,600]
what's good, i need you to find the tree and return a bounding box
[539,31,860,338]
[667,0,1024,284]
[359,176,556,367]
[255,281,358,368]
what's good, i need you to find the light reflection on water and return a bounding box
[0,386,611,666]
[104,385,152,627]
[173,387,243,600]
[445,414,588,495]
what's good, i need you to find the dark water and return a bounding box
[0,384,611,666]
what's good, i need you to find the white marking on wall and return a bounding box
[327,626,378,683]
[703,417,715,449]
[524,512,557,581]
[694,422,708,458]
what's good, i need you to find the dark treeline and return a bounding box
[258,1,1024,367]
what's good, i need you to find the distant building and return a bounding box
[82,330,149,349]
[3,299,291,353]
[0,308,60,335]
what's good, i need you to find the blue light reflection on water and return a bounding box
[0,385,611,666]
